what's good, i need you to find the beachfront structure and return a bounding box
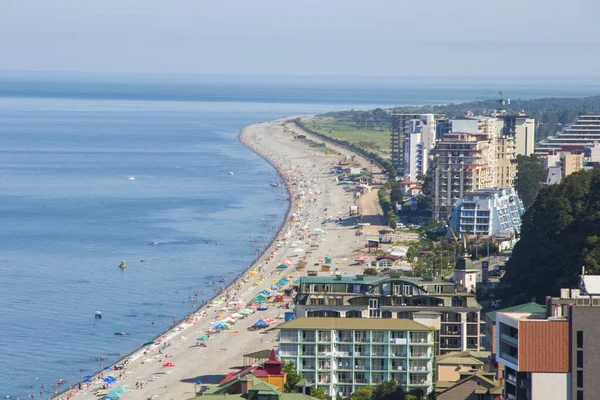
[277,318,435,397]
[535,115,600,155]
[390,113,440,177]
[293,275,483,354]
[449,187,525,239]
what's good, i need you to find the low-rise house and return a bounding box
[435,369,503,400]
[436,350,492,383]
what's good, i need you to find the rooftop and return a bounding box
[277,317,433,331]
[486,301,546,322]
[436,350,491,365]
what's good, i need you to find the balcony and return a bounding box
[500,333,519,346]
[500,352,518,366]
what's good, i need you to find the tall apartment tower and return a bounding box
[391,113,438,178]
[433,132,496,221]
[432,115,521,221]
[499,115,535,156]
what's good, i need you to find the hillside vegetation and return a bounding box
[500,169,600,304]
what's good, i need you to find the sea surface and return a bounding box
[1,75,599,397]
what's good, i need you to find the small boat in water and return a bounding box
[119,261,127,270]
[229,171,234,176]
[114,332,127,336]
[95,311,102,319]
[128,176,135,180]
[271,182,279,187]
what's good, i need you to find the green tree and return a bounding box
[373,380,405,400]
[364,268,379,276]
[500,170,600,305]
[282,362,301,393]
[515,155,546,209]
[310,387,331,400]
[350,386,375,400]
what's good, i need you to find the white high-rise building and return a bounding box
[404,115,436,182]
[391,113,438,178]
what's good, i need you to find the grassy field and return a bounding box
[301,115,391,155]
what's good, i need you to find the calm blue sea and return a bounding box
[0,75,599,398]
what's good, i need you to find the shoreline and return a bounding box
[56,116,385,400]
[53,118,301,399]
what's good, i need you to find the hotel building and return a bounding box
[293,274,483,354]
[449,187,525,239]
[277,318,435,397]
[536,115,600,155]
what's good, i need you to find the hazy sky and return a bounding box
[1,0,599,77]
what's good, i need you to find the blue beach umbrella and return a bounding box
[83,375,93,379]
[104,366,112,371]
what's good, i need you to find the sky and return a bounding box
[0,0,599,77]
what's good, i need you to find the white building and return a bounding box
[391,113,437,179]
[536,115,600,155]
[449,187,525,239]
[278,318,435,397]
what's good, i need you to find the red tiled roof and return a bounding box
[220,365,258,384]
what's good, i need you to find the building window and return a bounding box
[577,390,583,400]
[577,370,583,388]
[577,351,583,369]
[577,331,583,349]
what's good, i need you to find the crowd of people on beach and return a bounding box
[43,121,356,400]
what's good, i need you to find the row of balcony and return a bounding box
[290,351,432,358]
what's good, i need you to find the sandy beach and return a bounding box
[55,116,388,400]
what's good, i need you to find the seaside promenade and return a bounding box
[57,117,386,400]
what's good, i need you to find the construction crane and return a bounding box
[496,91,510,107]
[448,224,459,245]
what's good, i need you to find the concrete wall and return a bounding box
[531,372,569,400]
[571,306,600,400]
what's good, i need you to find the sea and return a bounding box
[1,74,600,398]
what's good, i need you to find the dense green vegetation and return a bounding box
[515,155,547,209]
[349,381,429,400]
[500,169,600,305]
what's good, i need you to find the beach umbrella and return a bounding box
[197,335,210,341]
[143,340,155,346]
[112,387,128,394]
[276,263,288,269]
[163,362,175,367]
[253,320,269,328]
[103,366,112,371]
[83,375,93,380]
[355,255,369,261]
